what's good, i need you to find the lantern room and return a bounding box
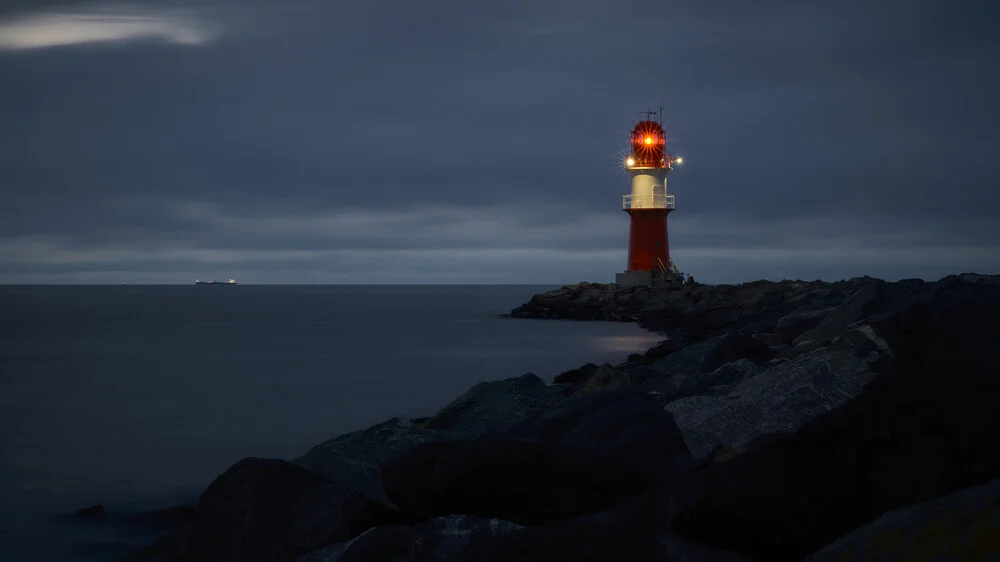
[628,120,666,168]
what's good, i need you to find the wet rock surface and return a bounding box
[125,273,1000,562]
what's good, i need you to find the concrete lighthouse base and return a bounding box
[615,270,654,287]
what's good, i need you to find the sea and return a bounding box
[0,285,662,561]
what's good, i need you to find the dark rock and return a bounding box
[792,283,882,346]
[664,331,884,459]
[498,387,693,475]
[76,504,106,519]
[699,331,774,372]
[622,364,662,387]
[750,332,783,346]
[552,362,599,385]
[381,436,663,526]
[774,307,835,342]
[669,280,1000,561]
[178,458,395,562]
[455,482,751,562]
[294,374,568,505]
[298,516,523,562]
[805,478,1000,562]
[577,363,629,395]
[424,373,561,434]
[339,525,416,562]
[453,490,664,562]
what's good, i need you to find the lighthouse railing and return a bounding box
[623,194,675,210]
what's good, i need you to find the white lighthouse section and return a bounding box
[622,167,675,210]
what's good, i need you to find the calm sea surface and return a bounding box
[0,285,661,560]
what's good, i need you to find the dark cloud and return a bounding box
[0,0,998,283]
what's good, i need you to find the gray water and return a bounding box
[0,285,662,560]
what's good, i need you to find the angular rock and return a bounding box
[578,363,630,395]
[380,436,663,526]
[497,387,693,475]
[669,281,1000,561]
[178,458,394,562]
[293,418,438,505]
[805,478,1000,562]
[552,362,599,385]
[774,307,835,342]
[750,332,783,346]
[424,373,564,434]
[664,333,884,460]
[792,284,882,346]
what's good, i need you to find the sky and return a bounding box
[0,0,998,284]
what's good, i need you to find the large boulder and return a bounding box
[178,458,395,562]
[632,332,774,401]
[293,374,567,505]
[293,418,438,506]
[668,280,1000,561]
[664,327,886,460]
[422,373,565,435]
[792,283,883,346]
[805,478,1000,561]
[380,436,663,526]
[773,306,835,342]
[497,387,693,475]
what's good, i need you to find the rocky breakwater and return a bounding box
[126,273,1000,562]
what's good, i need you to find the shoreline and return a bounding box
[121,273,1000,561]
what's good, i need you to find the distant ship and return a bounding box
[195,279,238,285]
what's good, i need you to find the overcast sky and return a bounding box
[1,0,997,284]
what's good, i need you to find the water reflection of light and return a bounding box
[589,334,665,353]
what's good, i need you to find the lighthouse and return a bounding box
[615,110,682,287]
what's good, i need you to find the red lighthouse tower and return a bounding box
[615,110,682,286]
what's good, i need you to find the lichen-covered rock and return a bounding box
[805,478,1000,562]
